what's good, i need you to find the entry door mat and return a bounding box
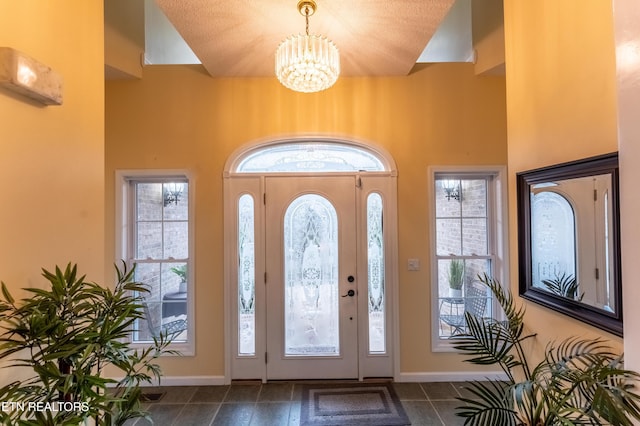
[300,383,411,426]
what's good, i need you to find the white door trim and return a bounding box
[223,138,399,383]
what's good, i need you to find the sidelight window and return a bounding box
[430,168,508,351]
[367,193,386,353]
[116,172,193,354]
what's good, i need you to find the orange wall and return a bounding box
[504,0,621,353]
[0,1,105,383]
[106,63,507,377]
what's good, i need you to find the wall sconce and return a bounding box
[163,183,184,207]
[441,179,461,201]
[0,47,63,105]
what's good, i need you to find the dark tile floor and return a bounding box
[124,381,473,426]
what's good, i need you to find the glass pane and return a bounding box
[437,259,465,301]
[438,258,492,338]
[462,218,488,256]
[163,182,188,221]
[436,218,461,256]
[165,262,187,294]
[163,221,188,259]
[464,258,492,289]
[134,262,160,343]
[367,193,385,353]
[461,179,487,217]
[131,178,189,344]
[136,183,162,221]
[237,142,386,172]
[135,262,161,303]
[160,263,187,341]
[134,262,188,343]
[435,179,462,217]
[136,222,162,259]
[531,191,576,286]
[238,194,255,356]
[135,301,162,342]
[284,194,339,356]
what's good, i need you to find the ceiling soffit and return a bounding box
[154,0,456,77]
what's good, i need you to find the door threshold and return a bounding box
[258,377,394,384]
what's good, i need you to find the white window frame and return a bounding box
[115,169,195,356]
[429,166,509,352]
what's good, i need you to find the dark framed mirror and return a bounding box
[517,152,622,336]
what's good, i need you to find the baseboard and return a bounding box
[109,373,507,386]
[397,371,508,383]
[107,375,226,387]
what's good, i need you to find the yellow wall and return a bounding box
[105,0,145,79]
[106,63,507,377]
[504,0,621,354]
[0,1,105,382]
[472,0,505,75]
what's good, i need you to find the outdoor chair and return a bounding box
[143,302,187,339]
[440,284,487,336]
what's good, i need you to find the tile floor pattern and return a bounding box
[124,381,476,426]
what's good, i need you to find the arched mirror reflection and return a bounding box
[517,153,621,336]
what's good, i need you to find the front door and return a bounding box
[265,176,358,379]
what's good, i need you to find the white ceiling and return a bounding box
[152,0,458,77]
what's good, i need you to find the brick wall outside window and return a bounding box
[130,180,189,342]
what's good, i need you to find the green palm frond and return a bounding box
[541,273,584,301]
[456,380,518,426]
[452,274,640,426]
[478,274,530,340]
[536,337,640,425]
[453,274,536,380]
[453,313,520,379]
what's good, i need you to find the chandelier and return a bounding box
[275,0,340,93]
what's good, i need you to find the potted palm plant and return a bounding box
[0,262,178,426]
[448,259,465,298]
[452,274,640,425]
[171,264,187,293]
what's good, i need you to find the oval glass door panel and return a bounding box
[284,194,339,356]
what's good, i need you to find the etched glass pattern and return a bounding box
[531,191,576,285]
[238,194,256,355]
[284,194,340,356]
[367,193,386,353]
[237,142,385,173]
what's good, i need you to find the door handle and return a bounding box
[341,289,356,297]
[347,275,355,283]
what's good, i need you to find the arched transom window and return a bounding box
[234,141,389,173]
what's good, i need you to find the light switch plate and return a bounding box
[407,258,420,271]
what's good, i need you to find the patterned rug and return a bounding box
[300,382,411,426]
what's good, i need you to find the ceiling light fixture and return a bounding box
[0,47,63,105]
[275,0,339,93]
[163,183,184,207]
[441,179,461,202]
